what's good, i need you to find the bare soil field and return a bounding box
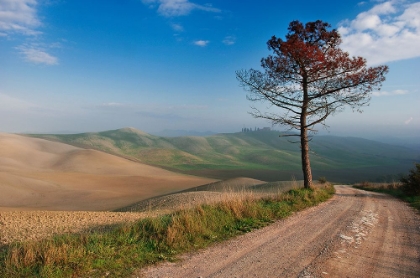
[138,185,420,278]
[0,133,215,211]
[0,178,276,246]
[0,210,152,246]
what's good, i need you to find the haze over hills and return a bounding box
[367,136,420,151]
[0,133,215,211]
[28,127,420,183]
[152,129,217,137]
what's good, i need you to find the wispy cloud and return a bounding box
[171,23,184,32]
[142,0,220,17]
[339,1,420,65]
[0,0,41,36]
[93,102,207,111]
[404,117,413,125]
[222,35,236,45]
[95,102,126,109]
[17,44,58,65]
[1,0,60,65]
[372,89,408,96]
[194,40,209,47]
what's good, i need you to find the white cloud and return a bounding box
[102,102,125,107]
[95,102,127,109]
[17,44,58,65]
[171,23,184,31]
[404,117,413,124]
[0,0,41,35]
[372,89,408,96]
[193,40,209,46]
[142,0,220,17]
[339,1,420,65]
[0,0,61,65]
[222,35,236,45]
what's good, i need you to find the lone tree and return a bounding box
[236,20,389,188]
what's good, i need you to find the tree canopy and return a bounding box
[236,20,389,188]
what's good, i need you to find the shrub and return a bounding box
[358,181,371,188]
[318,177,327,184]
[400,163,420,196]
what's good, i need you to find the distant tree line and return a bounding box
[241,127,271,132]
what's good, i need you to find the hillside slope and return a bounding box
[0,133,215,211]
[29,128,420,183]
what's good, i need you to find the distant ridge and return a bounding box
[153,129,217,137]
[116,127,150,136]
[28,128,420,183]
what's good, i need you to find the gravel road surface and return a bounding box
[137,185,420,278]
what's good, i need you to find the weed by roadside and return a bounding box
[0,185,334,278]
[354,172,420,212]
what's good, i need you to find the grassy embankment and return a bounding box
[354,182,420,211]
[0,185,334,278]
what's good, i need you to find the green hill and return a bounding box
[28,128,420,183]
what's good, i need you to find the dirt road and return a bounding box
[138,185,420,278]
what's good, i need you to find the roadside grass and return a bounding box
[0,185,334,278]
[354,181,420,211]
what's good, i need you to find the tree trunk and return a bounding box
[301,74,313,189]
[300,126,313,188]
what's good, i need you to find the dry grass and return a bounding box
[0,185,335,278]
[355,181,402,190]
[354,180,420,211]
[118,178,304,213]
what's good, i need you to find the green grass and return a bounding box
[0,185,335,278]
[354,182,420,211]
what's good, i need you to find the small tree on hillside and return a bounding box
[400,163,420,196]
[236,20,389,188]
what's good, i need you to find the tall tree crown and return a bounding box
[238,20,388,131]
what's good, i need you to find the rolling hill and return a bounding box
[0,133,215,211]
[28,128,420,183]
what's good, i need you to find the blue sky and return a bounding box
[0,0,419,139]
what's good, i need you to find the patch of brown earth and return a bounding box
[0,210,150,246]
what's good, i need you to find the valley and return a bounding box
[29,127,420,183]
